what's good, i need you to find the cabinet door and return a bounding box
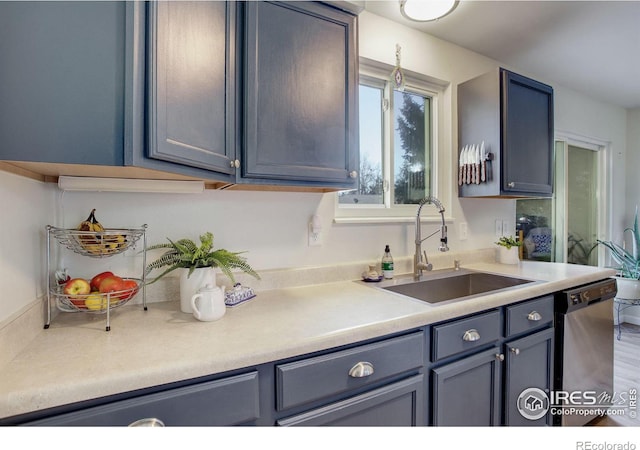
[277,375,425,426]
[501,69,554,196]
[243,1,358,187]
[431,347,502,426]
[147,1,236,176]
[503,328,554,426]
[0,1,126,165]
[25,372,260,426]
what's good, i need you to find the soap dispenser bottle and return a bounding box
[382,245,394,279]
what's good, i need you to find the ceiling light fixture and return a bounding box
[400,0,459,22]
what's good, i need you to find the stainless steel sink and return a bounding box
[373,269,537,305]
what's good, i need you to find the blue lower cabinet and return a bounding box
[429,295,555,426]
[503,328,554,426]
[25,372,260,427]
[274,331,427,426]
[277,375,425,426]
[431,346,503,426]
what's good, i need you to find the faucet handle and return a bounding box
[423,251,433,271]
[454,260,461,270]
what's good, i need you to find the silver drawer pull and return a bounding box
[128,418,165,427]
[349,361,374,378]
[495,353,504,361]
[527,311,542,322]
[462,329,480,342]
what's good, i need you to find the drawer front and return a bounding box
[276,331,425,411]
[277,374,425,426]
[505,295,553,337]
[432,310,501,361]
[27,372,260,426]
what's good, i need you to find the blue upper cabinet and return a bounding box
[0,1,126,166]
[0,1,359,190]
[241,1,359,189]
[145,1,236,180]
[458,68,554,198]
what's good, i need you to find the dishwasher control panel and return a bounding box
[560,278,617,312]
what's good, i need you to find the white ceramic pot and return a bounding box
[179,267,216,313]
[615,277,640,300]
[497,246,520,265]
[191,284,226,322]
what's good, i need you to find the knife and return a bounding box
[475,144,480,184]
[463,146,469,185]
[458,145,465,186]
[480,141,486,182]
[467,145,473,184]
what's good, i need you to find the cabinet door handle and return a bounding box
[348,361,374,378]
[349,170,358,179]
[507,181,516,188]
[495,353,504,361]
[462,329,480,342]
[229,159,240,169]
[510,347,520,355]
[527,311,542,321]
[128,418,165,427]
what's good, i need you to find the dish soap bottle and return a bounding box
[382,245,394,279]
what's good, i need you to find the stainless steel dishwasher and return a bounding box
[553,278,617,426]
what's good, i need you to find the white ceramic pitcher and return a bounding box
[190,284,226,322]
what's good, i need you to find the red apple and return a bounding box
[63,278,91,298]
[116,279,139,300]
[98,275,126,296]
[90,271,114,292]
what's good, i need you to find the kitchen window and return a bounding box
[335,59,449,222]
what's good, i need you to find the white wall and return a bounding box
[0,171,56,323]
[0,10,631,326]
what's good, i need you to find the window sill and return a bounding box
[334,216,454,225]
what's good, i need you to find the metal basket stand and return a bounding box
[45,224,148,331]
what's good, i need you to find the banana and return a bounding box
[77,209,100,254]
[76,209,115,255]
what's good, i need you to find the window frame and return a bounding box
[335,58,451,223]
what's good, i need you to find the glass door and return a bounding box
[517,138,605,265]
[565,144,599,265]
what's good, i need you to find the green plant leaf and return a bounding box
[597,227,640,280]
[145,232,260,285]
[495,235,521,249]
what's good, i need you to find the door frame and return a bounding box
[554,131,612,265]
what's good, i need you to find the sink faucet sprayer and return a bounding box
[414,196,449,279]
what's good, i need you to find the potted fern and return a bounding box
[495,235,521,265]
[597,207,640,300]
[146,232,259,313]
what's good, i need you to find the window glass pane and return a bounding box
[338,84,383,205]
[393,90,431,204]
[566,145,598,266]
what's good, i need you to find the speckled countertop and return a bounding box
[0,260,615,420]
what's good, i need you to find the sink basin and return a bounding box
[377,270,536,305]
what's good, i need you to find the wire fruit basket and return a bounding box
[45,224,148,331]
[52,278,142,313]
[48,226,145,258]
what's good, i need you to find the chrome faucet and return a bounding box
[414,196,449,279]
